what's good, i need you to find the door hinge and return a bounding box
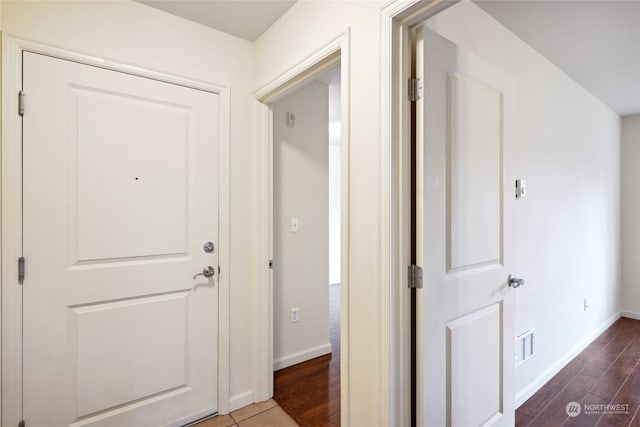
[18,91,25,116]
[269,260,274,269]
[18,419,25,427]
[18,257,25,284]
[408,264,423,289]
[408,78,423,102]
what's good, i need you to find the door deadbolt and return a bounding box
[203,241,215,253]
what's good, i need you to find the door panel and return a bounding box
[22,52,220,427]
[417,27,516,427]
[447,73,503,273]
[72,291,190,418]
[75,86,189,261]
[447,303,503,426]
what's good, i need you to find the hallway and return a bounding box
[273,284,341,426]
[517,317,640,426]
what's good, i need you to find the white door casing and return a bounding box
[20,51,222,427]
[252,30,351,422]
[416,27,516,427]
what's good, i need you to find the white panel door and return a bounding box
[416,28,517,427]
[22,52,220,427]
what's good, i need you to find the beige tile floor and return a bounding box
[192,399,299,427]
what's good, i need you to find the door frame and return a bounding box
[1,36,232,426]
[253,1,460,424]
[252,30,350,422]
[379,1,459,425]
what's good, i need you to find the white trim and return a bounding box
[229,391,256,413]
[217,84,232,416]
[515,311,622,408]
[1,36,232,425]
[379,4,410,426]
[338,34,351,427]
[621,310,640,320]
[252,30,351,426]
[252,99,274,403]
[8,38,227,95]
[378,1,458,425]
[273,343,332,371]
[253,33,343,103]
[2,34,25,427]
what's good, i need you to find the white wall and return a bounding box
[622,114,640,316]
[1,0,257,410]
[255,0,621,420]
[273,81,330,369]
[426,1,621,402]
[1,0,625,423]
[328,78,341,286]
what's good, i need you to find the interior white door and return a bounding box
[22,52,220,427]
[416,27,517,427]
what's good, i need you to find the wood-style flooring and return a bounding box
[273,284,341,427]
[517,317,640,427]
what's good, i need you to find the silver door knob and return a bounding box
[508,274,525,288]
[193,266,215,279]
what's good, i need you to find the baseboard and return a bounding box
[273,343,332,371]
[515,311,622,408]
[621,310,640,320]
[229,390,255,412]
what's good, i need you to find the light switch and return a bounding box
[287,112,295,128]
[290,218,299,232]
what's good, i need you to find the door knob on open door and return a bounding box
[193,266,215,279]
[508,274,525,288]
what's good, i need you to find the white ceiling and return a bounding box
[137,0,640,116]
[137,0,296,42]
[475,0,640,117]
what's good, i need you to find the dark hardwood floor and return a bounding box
[274,284,340,427]
[517,317,640,427]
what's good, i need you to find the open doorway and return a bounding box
[271,65,341,426]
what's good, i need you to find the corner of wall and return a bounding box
[621,114,640,314]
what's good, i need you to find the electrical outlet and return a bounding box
[291,308,300,323]
[584,298,589,311]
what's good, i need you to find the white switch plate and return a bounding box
[287,112,295,128]
[290,218,299,232]
[291,308,299,323]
